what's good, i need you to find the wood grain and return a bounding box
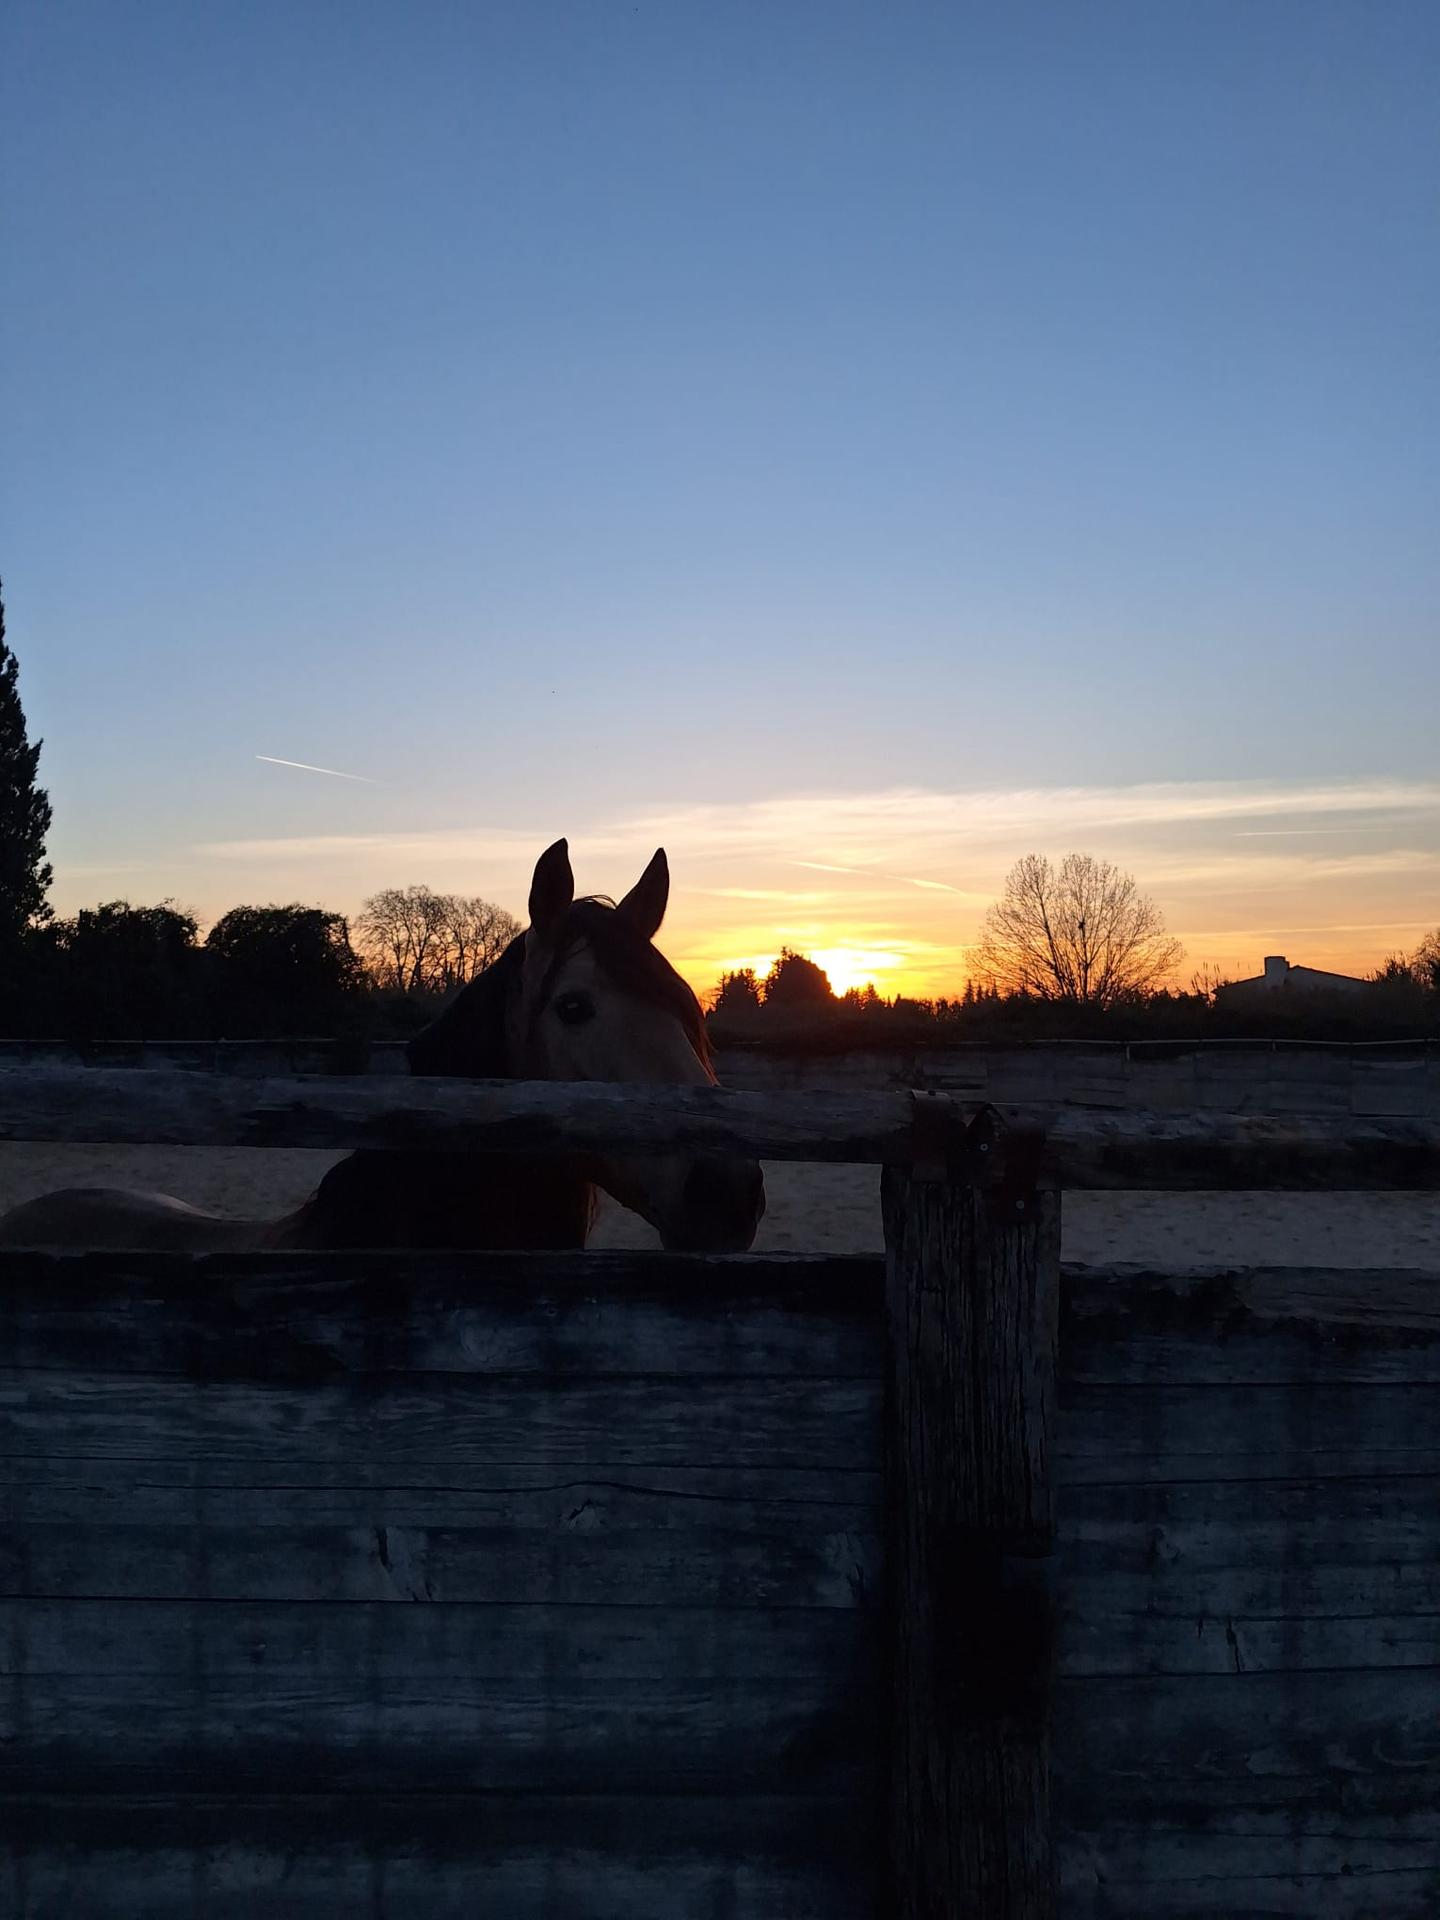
[0,1792,878,1919]
[0,1248,885,1378]
[1,1066,1437,1183]
[883,1131,1062,1918]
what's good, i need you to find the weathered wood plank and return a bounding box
[1060,1476,1440,1571]
[3,1521,879,1608]
[0,1505,887,1612]
[1060,1819,1440,1918]
[0,1249,885,1379]
[1061,1870,1439,1916]
[1062,1563,1440,1623]
[1057,1384,1440,1483]
[1054,1474,1440,1671]
[0,1452,883,1497]
[0,1597,875,1680]
[0,1672,878,1796]
[13,1253,1437,1390]
[1054,1670,1440,1823]
[1062,1265,1440,1385]
[0,1370,882,1471]
[1066,1765,1440,1823]
[1062,1809,1440,1871]
[1060,1595,1440,1675]
[883,1118,1061,1918]
[0,1457,880,1508]
[0,1067,921,1161]
[0,1793,878,1920]
[0,1038,409,1075]
[1040,1107,1440,1189]
[1056,1713,1440,1908]
[1,1066,1439,1183]
[1,1485,881,1608]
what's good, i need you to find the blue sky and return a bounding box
[3,2,1437,991]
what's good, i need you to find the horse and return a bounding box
[0,840,766,1254]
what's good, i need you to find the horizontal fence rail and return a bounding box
[1,1066,1439,1187]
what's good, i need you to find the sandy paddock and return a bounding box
[0,1144,1436,1268]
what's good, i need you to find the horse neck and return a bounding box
[279,1151,595,1251]
[282,999,596,1249]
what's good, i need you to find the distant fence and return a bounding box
[4,1035,1438,1115]
[2,1064,1439,1915]
[719,1036,1440,1116]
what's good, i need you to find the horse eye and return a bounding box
[553,991,596,1027]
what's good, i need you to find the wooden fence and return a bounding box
[2,1066,1439,1916]
[5,1035,1440,1115]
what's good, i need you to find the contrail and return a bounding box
[256,755,376,784]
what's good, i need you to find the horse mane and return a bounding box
[405,931,525,1077]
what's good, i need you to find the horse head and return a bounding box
[407,839,765,1253]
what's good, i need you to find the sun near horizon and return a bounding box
[38,772,1440,1008]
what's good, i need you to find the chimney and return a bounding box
[1263,955,1289,987]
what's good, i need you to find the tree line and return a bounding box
[711,856,1440,1045]
[6,889,522,1043]
[0,579,527,1039]
[2,581,1437,1047]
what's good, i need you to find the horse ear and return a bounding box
[407,936,523,1077]
[529,838,574,937]
[617,847,669,941]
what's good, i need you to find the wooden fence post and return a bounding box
[883,1103,1060,1918]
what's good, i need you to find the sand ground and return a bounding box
[0,1144,1436,1268]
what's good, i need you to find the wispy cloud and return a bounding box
[199,826,539,862]
[176,773,1440,993]
[1135,847,1440,892]
[790,859,973,896]
[700,886,838,903]
[51,861,149,877]
[256,755,377,784]
[1174,917,1440,940]
[201,776,1440,868]
[620,777,1440,854]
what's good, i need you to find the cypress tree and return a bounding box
[0,582,54,942]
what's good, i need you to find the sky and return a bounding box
[2,2,1437,997]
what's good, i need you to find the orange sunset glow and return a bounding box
[53,775,1434,1007]
[613,781,1440,1002]
[712,948,912,1000]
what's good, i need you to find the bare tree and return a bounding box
[1409,929,1440,995]
[972,854,1184,1005]
[354,887,446,994]
[1371,931,1440,999]
[436,894,521,988]
[354,886,520,994]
